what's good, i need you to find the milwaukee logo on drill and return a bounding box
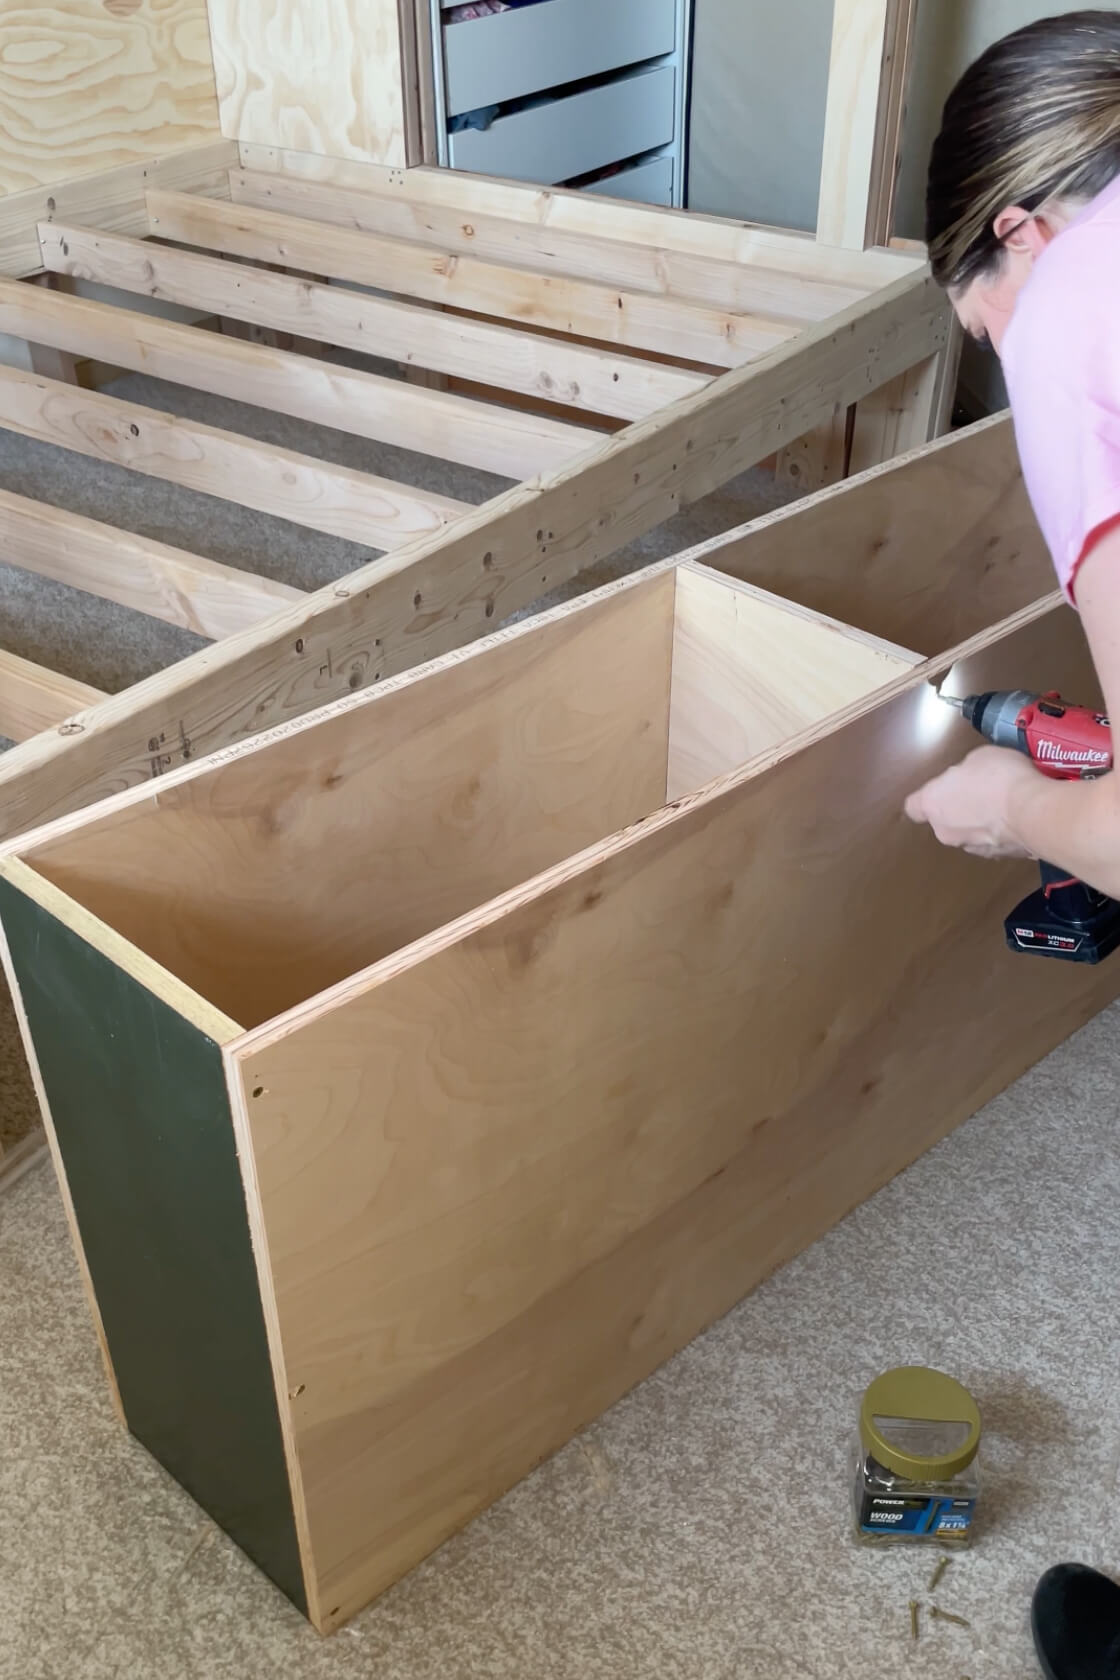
[1036,740,1111,766]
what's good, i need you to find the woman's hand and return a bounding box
[904,745,1040,859]
[905,502,1120,888]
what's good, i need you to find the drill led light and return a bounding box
[914,676,960,751]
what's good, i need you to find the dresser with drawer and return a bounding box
[430,0,692,206]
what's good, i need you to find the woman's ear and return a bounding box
[993,204,1056,256]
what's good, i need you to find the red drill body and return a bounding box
[951,688,1112,779]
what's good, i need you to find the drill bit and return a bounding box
[940,694,965,711]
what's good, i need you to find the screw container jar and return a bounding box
[851,1366,981,1547]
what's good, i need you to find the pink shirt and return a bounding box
[1001,171,1120,603]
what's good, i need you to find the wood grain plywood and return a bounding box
[205,0,408,168]
[0,1,221,196]
[679,414,1051,658]
[27,575,677,1028]
[667,565,918,797]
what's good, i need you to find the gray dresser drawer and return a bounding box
[448,64,676,186]
[443,0,677,118]
[581,153,675,206]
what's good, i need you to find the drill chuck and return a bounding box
[958,689,1038,753]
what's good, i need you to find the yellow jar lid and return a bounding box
[860,1366,981,1480]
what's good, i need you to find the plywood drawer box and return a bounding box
[3,521,1117,1633]
[448,64,676,185]
[442,0,677,117]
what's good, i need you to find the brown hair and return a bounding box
[926,10,1120,288]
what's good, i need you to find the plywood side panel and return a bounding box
[679,414,1051,657]
[0,1,221,197]
[28,576,677,1027]
[232,597,1117,1630]
[0,873,308,1615]
[666,565,918,797]
[205,0,408,167]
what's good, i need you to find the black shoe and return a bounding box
[1032,1564,1120,1679]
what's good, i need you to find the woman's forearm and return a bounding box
[1004,769,1120,898]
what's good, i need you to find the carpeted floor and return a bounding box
[3,375,1117,1680]
[2,999,1118,1680]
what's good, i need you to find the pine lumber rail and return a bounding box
[0,144,952,1185]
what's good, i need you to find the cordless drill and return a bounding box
[942,688,1120,963]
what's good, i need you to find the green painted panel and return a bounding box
[0,877,307,1616]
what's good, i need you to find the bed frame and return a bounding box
[0,0,954,1180]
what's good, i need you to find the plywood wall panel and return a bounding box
[0,0,221,196]
[205,0,408,167]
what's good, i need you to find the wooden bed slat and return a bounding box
[0,276,599,481]
[0,141,238,279]
[236,147,921,288]
[39,223,709,423]
[149,188,799,369]
[0,650,104,744]
[0,364,469,552]
[0,487,303,640]
[227,163,863,325]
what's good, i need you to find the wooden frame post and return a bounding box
[816,0,918,252]
[780,2,952,492]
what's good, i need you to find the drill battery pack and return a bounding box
[1006,864,1120,964]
